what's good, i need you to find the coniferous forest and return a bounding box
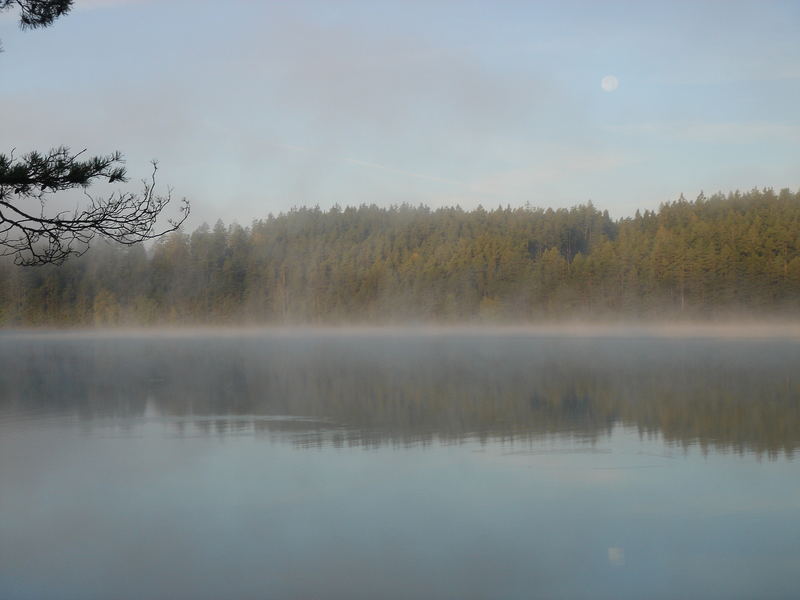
[2,187,799,326]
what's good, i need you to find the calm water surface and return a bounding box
[1,331,799,599]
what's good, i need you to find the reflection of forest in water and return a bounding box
[2,334,799,458]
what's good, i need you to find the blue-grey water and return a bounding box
[1,331,799,599]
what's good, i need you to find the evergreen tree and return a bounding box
[2,189,798,325]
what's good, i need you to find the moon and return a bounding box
[601,75,619,92]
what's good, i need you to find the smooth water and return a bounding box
[1,331,799,599]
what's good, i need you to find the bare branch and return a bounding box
[1,1,73,30]
[0,149,190,265]
[0,5,191,265]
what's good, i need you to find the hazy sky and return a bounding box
[1,0,798,226]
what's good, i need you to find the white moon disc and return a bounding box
[601,75,619,92]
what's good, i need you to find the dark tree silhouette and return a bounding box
[0,149,190,265]
[0,0,71,31]
[0,0,190,264]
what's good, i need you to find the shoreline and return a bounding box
[4,321,800,340]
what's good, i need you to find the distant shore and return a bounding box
[4,321,800,339]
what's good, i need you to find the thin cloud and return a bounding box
[341,157,463,187]
[271,142,464,187]
[75,0,152,8]
[605,122,800,144]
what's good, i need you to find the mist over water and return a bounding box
[3,329,800,455]
[1,331,800,599]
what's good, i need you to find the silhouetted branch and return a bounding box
[0,0,72,30]
[0,4,189,264]
[0,148,190,265]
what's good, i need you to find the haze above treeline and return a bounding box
[2,187,799,326]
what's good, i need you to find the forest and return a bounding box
[1,187,799,325]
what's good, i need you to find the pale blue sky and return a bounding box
[1,0,798,225]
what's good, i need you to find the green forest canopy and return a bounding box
[2,187,799,325]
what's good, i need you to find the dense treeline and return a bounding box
[2,187,799,325]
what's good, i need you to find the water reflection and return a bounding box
[2,332,798,457]
[2,332,800,600]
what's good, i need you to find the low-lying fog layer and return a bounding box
[2,330,799,456]
[5,320,800,339]
[2,331,799,599]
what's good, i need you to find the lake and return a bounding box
[1,330,799,599]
